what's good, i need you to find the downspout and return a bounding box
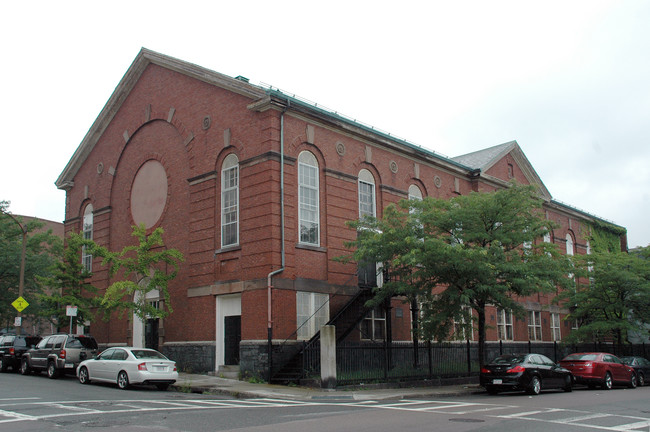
[267,101,288,381]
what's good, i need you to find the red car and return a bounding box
[559,352,637,390]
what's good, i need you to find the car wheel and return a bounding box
[20,359,31,375]
[527,376,541,395]
[155,383,170,391]
[563,375,573,392]
[47,362,59,379]
[602,372,613,390]
[628,373,637,389]
[117,371,130,390]
[78,366,91,385]
[638,373,645,387]
[0,358,7,372]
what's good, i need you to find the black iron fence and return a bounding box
[301,340,649,386]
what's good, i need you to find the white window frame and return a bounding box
[551,312,561,341]
[298,151,320,246]
[453,305,473,341]
[361,307,386,341]
[528,310,542,341]
[221,154,239,248]
[358,169,376,219]
[497,309,513,341]
[82,204,93,272]
[296,291,329,340]
[408,184,423,201]
[566,233,574,256]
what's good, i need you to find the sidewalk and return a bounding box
[171,373,483,401]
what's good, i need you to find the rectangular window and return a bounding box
[221,165,239,247]
[497,309,513,341]
[358,181,375,218]
[453,306,473,341]
[296,292,329,340]
[361,307,386,341]
[528,311,542,341]
[298,161,319,245]
[551,313,561,341]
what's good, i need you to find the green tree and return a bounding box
[93,225,184,322]
[0,201,62,330]
[345,183,573,366]
[560,246,650,345]
[36,231,101,330]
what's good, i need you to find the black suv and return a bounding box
[0,335,42,372]
[21,334,98,378]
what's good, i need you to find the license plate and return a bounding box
[65,363,73,368]
[153,366,166,372]
[492,379,502,384]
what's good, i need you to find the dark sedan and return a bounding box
[480,353,573,395]
[620,356,650,386]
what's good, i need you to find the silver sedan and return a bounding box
[76,347,178,390]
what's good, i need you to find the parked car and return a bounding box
[559,352,636,390]
[77,347,178,390]
[0,335,42,372]
[21,334,98,378]
[480,353,573,395]
[620,356,650,386]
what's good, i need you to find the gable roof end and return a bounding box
[55,48,266,190]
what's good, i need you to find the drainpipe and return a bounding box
[267,102,288,382]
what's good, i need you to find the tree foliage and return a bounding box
[560,246,650,344]
[344,183,573,365]
[0,201,62,330]
[36,231,101,329]
[92,225,184,322]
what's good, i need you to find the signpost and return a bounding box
[66,305,78,333]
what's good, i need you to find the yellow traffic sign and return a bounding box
[12,297,29,312]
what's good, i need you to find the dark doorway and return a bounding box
[224,315,241,365]
[145,318,159,351]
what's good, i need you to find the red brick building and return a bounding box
[56,49,626,376]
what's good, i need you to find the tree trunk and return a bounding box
[476,303,487,368]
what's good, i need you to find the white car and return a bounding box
[76,347,178,390]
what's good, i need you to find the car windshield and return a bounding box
[131,349,168,360]
[491,355,526,364]
[620,357,635,365]
[563,353,598,361]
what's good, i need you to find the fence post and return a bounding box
[383,339,389,380]
[320,325,337,389]
[466,339,471,375]
[553,341,557,362]
[499,340,503,355]
[528,340,531,354]
[428,341,433,378]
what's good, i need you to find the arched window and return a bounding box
[408,184,423,201]
[358,169,376,219]
[566,233,574,256]
[298,151,319,245]
[82,204,93,271]
[221,154,239,248]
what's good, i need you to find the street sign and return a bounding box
[66,305,78,316]
[14,317,21,327]
[11,297,29,312]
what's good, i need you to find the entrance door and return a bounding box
[145,318,159,351]
[223,315,241,365]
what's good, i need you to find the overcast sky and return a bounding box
[2,1,649,248]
